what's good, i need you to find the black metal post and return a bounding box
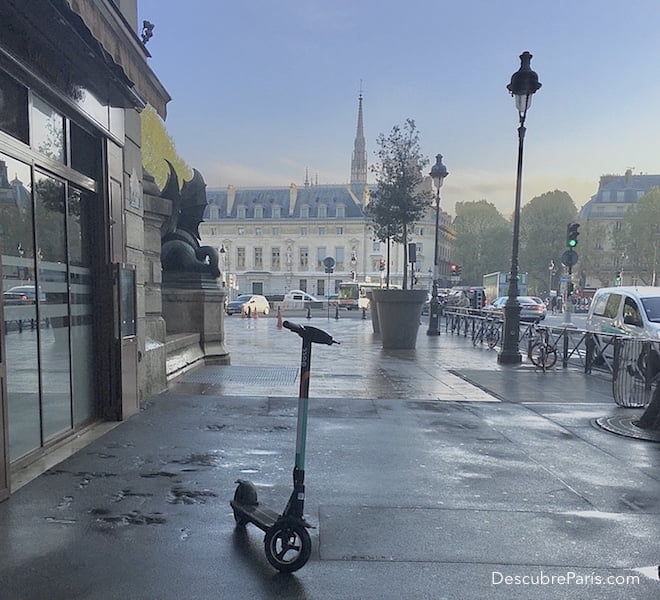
[498,51,541,365]
[427,154,447,336]
[498,120,526,364]
[427,186,441,336]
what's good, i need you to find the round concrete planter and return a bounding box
[371,288,427,349]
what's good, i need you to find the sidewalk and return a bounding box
[1,315,659,599]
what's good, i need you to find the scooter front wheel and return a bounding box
[264,519,311,572]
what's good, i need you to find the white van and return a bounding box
[586,286,660,339]
[282,290,320,310]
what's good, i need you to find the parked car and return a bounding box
[485,296,547,322]
[3,284,46,305]
[226,294,270,316]
[586,286,660,339]
[282,290,320,310]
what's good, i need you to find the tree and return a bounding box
[368,119,431,289]
[614,187,660,284]
[519,190,577,294]
[452,200,510,285]
[141,105,191,189]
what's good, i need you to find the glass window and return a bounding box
[254,206,263,219]
[237,206,246,218]
[317,247,326,266]
[272,205,281,218]
[336,204,345,218]
[335,246,345,270]
[319,226,326,236]
[255,226,262,236]
[318,204,327,217]
[599,294,621,318]
[271,247,280,270]
[31,95,65,163]
[0,70,28,143]
[301,205,309,218]
[299,247,308,268]
[1,154,39,460]
[623,297,642,327]
[254,247,263,269]
[299,279,307,292]
[237,247,246,269]
[301,226,308,236]
[34,170,72,441]
[70,122,100,178]
[336,226,344,235]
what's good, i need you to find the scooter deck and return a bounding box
[230,500,281,532]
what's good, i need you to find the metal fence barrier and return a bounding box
[442,307,660,408]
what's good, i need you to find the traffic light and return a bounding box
[615,271,622,285]
[566,223,580,248]
[379,258,386,271]
[450,263,458,275]
[456,265,463,276]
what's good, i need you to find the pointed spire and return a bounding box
[350,89,367,189]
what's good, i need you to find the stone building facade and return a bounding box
[0,0,170,499]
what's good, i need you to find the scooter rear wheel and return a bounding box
[264,519,311,572]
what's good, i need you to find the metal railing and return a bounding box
[442,306,660,408]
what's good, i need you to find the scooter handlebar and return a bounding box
[282,321,339,345]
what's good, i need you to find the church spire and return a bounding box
[350,91,367,188]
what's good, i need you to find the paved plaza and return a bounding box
[1,314,659,599]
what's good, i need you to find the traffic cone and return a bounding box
[276,306,283,329]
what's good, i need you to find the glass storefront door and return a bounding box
[1,153,97,462]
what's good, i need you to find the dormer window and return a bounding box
[272,205,281,218]
[237,206,246,219]
[318,204,327,217]
[254,205,263,219]
[336,204,345,218]
[301,204,310,218]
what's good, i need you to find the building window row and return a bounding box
[225,203,347,220]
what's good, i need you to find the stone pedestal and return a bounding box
[162,285,230,379]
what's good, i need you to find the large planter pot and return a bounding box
[365,290,380,334]
[371,288,427,349]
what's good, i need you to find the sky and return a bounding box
[138,0,660,218]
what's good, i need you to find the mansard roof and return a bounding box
[579,172,660,219]
[206,183,371,219]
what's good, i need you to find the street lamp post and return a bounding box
[498,51,542,365]
[427,154,448,336]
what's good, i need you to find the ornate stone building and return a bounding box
[578,169,660,288]
[200,95,455,298]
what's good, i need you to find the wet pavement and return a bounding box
[1,314,659,599]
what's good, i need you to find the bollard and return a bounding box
[335,305,339,320]
[362,306,366,320]
[306,306,311,319]
[253,305,258,319]
[276,306,283,329]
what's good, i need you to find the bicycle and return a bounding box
[528,326,558,370]
[471,315,501,349]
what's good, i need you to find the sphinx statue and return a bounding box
[160,162,221,287]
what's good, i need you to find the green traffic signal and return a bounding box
[566,223,580,248]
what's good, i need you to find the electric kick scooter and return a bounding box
[230,320,339,572]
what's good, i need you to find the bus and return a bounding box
[337,281,385,310]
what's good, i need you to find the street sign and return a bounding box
[323,256,335,273]
[561,249,578,267]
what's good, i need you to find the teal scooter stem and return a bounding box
[230,321,339,573]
